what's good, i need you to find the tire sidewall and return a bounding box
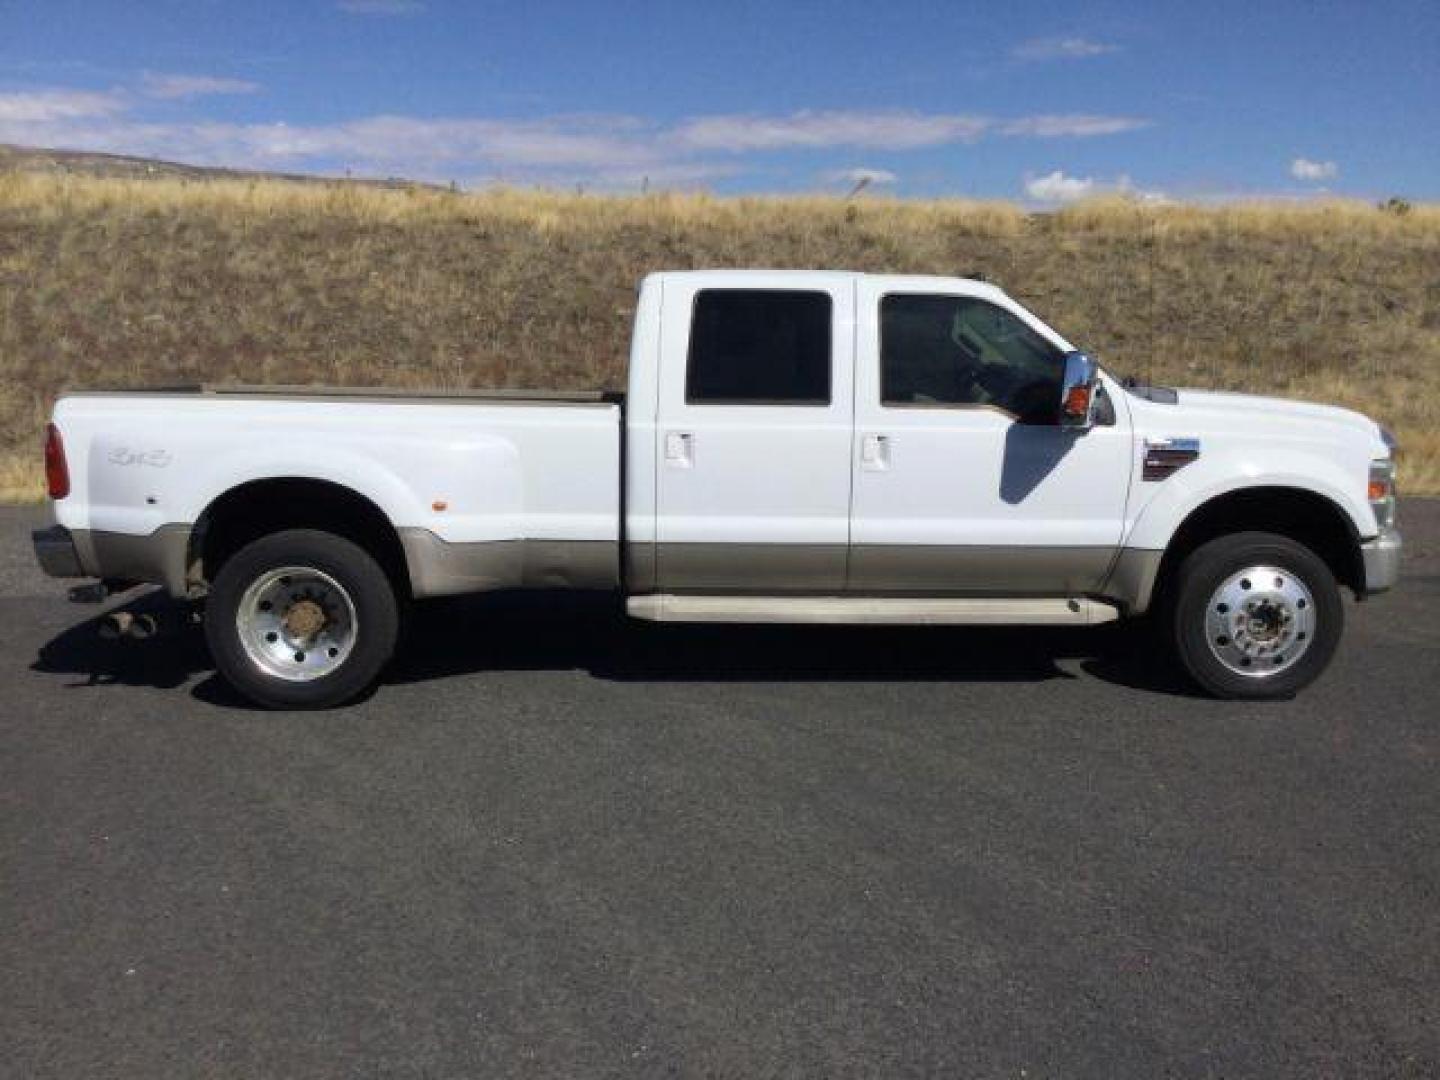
[206,529,399,709]
[1171,531,1343,700]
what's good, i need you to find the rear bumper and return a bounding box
[32,525,86,579]
[32,522,193,595]
[1360,527,1402,595]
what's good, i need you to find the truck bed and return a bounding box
[49,386,625,597]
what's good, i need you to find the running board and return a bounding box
[626,595,1120,626]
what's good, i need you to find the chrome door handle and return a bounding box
[861,433,890,470]
[665,431,694,468]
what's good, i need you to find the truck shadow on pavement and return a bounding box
[30,590,207,694]
[32,588,1200,707]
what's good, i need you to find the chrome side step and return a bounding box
[626,595,1120,626]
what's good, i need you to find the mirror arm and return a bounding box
[1092,383,1116,426]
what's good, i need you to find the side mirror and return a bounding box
[1059,351,1100,430]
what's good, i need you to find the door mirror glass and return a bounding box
[1059,351,1099,430]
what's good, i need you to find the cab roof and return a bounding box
[643,269,1007,301]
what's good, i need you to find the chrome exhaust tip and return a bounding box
[98,611,159,641]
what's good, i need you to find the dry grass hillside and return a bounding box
[1,170,1437,499]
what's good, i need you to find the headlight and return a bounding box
[1369,457,1397,529]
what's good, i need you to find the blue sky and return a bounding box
[1,0,1436,201]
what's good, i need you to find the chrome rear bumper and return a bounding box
[32,525,86,579]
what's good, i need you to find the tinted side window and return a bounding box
[686,290,832,405]
[880,294,1064,423]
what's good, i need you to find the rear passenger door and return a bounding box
[654,276,855,592]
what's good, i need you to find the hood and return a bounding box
[1176,389,1368,427]
[1158,388,1387,448]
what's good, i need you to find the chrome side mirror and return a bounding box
[1059,351,1100,430]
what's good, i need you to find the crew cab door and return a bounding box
[848,280,1131,594]
[654,276,855,591]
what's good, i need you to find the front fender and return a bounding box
[1123,447,1374,553]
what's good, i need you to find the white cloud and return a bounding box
[1012,37,1119,61]
[0,110,672,177]
[1000,114,1150,138]
[289,115,656,168]
[1290,157,1338,182]
[336,0,424,13]
[672,109,1146,152]
[140,73,260,100]
[673,110,990,152]
[1023,170,1166,204]
[0,82,1151,192]
[1024,170,1095,202]
[0,89,126,122]
[822,167,898,187]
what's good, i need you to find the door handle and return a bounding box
[861,433,890,471]
[665,431,694,468]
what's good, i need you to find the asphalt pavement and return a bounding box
[2,503,1437,1078]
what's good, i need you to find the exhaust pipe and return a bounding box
[98,611,159,641]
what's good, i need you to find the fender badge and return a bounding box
[1143,438,1200,481]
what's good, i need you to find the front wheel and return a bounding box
[205,529,400,709]
[1168,531,1343,700]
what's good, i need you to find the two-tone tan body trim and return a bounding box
[47,524,1172,614]
[396,530,618,597]
[57,525,195,595]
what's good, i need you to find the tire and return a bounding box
[205,529,400,709]
[1167,531,1343,700]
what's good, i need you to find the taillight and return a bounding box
[44,423,70,500]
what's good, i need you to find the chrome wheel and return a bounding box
[1204,564,1314,678]
[235,566,359,683]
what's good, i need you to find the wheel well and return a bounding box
[1156,487,1364,603]
[190,478,411,597]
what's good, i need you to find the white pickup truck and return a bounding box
[34,270,1400,708]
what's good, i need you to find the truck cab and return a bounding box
[626,271,1132,601]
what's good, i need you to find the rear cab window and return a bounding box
[686,290,832,406]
